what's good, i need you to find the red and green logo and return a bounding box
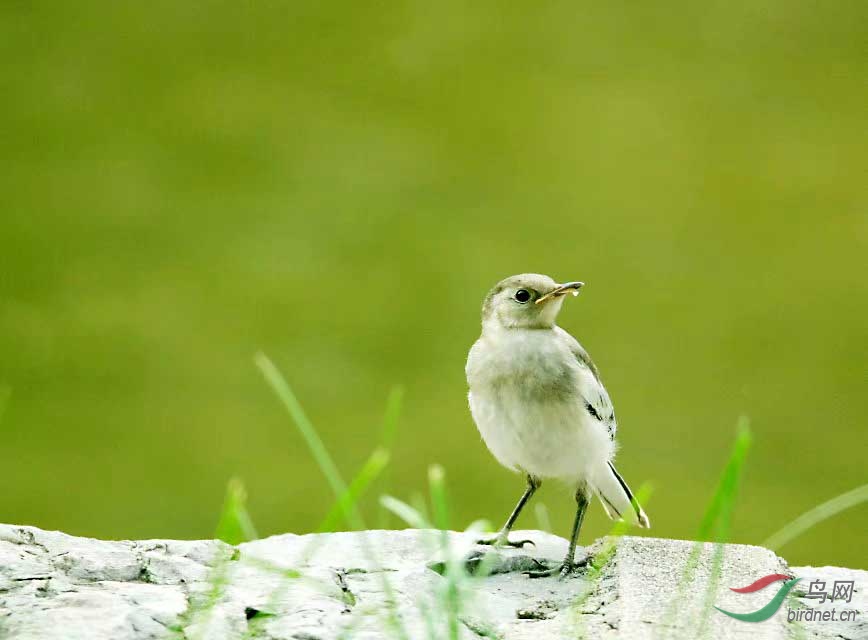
[715,574,801,622]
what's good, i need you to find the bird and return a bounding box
[465,273,649,578]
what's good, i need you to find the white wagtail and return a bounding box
[466,274,650,577]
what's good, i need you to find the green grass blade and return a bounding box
[380,495,432,529]
[656,421,752,640]
[463,518,492,534]
[695,419,752,639]
[410,492,431,528]
[254,352,362,529]
[697,416,752,542]
[376,386,404,530]
[762,483,868,551]
[214,477,259,544]
[427,465,464,640]
[428,464,450,531]
[317,447,390,532]
[253,356,410,640]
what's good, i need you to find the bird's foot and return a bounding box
[524,555,589,579]
[457,549,548,576]
[476,534,535,549]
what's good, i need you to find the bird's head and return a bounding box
[481,273,584,331]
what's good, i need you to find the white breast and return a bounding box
[466,328,614,481]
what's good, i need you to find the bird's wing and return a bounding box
[555,329,649,527]
[554,327,617,441]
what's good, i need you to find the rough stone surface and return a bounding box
[0,524,863,639]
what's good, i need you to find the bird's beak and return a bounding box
[535,281,585,304]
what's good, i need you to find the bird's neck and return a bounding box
[481,320,558,337]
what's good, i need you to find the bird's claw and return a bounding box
[523,556,589,579]
[476,537,535,549]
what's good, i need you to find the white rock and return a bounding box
[0,524,863,640]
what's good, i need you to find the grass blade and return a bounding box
[317,447,390,532]
[656,420,752,640]
[428,464,450,531]
[695,419,752,639]
[376,386,404,529]
[254,355,410,640]
[427,465,465,640]
[380,495,432,529]
[214,477,259,544]
[463,518,492,534]
[697,416,752,542]
[255,352,362,529]
[762,483,868,551]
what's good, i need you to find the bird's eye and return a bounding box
[514,289,531,304]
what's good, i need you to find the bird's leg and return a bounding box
[525,489,590,578]
[476,475,540,548]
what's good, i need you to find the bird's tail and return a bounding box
[592,461,650,528]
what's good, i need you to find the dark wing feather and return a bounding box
[555,327,618,440]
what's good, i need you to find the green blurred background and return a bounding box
[1,2,866,568]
